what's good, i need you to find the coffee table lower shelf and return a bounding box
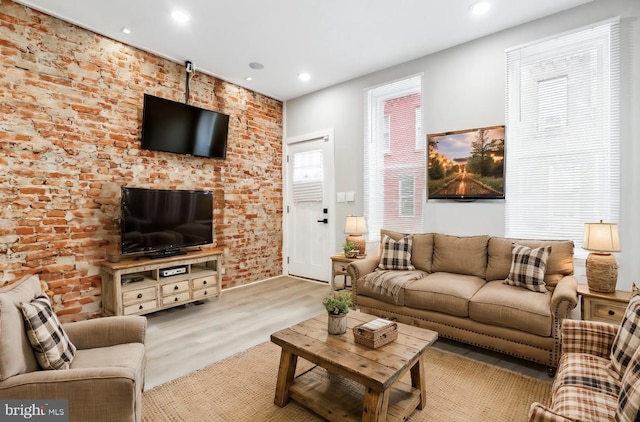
[289,365,421,422]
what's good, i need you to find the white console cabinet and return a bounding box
[100,248,223,316]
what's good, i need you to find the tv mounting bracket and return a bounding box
[184,60,195,104]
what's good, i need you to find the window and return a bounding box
[291,149,323,202]
[537,76,568,130]
[364,75,424,241]
[505,20,620,256]
[399,176,415,217]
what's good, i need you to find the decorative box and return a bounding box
[353,318,398,349]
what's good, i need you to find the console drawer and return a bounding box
[332,261,349,275]
[192,288,216,300]
[123,287,157,304]
[162,291,190,306]
[124,299,157,315]
[585,298,626,324]
[192,275,216,290]
[161,280,190,296]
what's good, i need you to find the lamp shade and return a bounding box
[345,216,367,235]
[584,221,620,253]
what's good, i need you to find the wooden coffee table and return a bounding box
[270,311,438,422]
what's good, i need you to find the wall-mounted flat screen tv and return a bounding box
[427,125,505,200]
[141,93,229,159]
[120,187,214,258]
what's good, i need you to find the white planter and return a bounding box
[327,313,347,335]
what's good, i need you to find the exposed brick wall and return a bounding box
[0,1,283,321]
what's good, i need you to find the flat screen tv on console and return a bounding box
[120,187,214,258]
[141,93,229,159]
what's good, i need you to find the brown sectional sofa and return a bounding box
[347,230,579,372]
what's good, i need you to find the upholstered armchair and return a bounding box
[530,311,640,421]
[0,275,147,422]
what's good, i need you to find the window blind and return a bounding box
[364,75,424,242]
[505,20,620,256]
[292,149,323,202]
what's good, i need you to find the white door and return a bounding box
[285,130,335,281]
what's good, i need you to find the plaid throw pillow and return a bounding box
[617,346,640,422]
[378,235,415,271]
[609,291,640,380]
[503,243,551,293]
[20,293,76,370]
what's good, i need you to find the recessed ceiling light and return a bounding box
[171,9,191,23]
[249,62,264,70]
[245,76,253,81]
[469,1,491,15]
[298,72,311,81]
[121,27,131,35]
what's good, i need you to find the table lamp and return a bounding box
[584,220,620,293]
[345,215,367,256]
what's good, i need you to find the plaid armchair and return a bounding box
[530,318,640,421]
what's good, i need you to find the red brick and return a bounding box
[19,187,46,195]
[11,243,45,252]
[15,227,35,235]
[56,306,83,316]
[43,218,67,226]
[45,210,66,218]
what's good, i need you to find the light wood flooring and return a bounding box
[145,276,549,389]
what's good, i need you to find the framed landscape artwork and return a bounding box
[427,125,505,200]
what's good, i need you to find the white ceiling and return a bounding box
[14,0,593,101]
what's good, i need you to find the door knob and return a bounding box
[317,218,328,224]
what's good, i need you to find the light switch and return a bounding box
[346,192,355,202]
[337,192,346,203]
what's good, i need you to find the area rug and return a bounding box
[143,341,551,421]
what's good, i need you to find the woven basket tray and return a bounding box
[353,319,398,349]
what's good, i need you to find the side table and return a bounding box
[330,254,359,291]
[577,283,631,325]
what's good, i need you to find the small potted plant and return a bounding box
[322,291,353,334]
[342,240,357,258]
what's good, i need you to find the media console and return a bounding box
[100,248,223,316]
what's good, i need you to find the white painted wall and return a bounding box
[285,0,640,290]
